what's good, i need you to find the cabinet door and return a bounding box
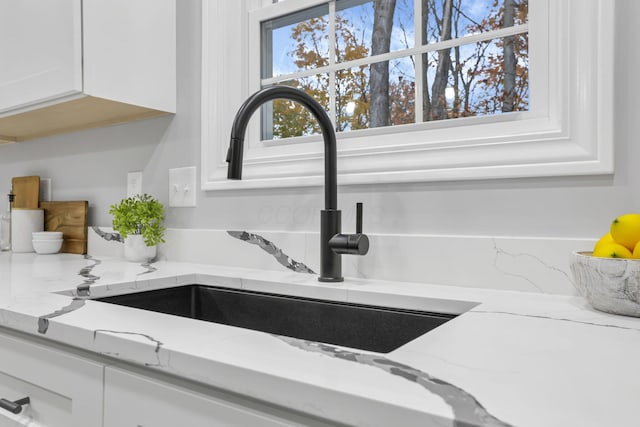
[0,409,31,427]
[0,369,69,427]
[0,329,104,427]
[0,0,82,114]
[104,366,332,427]
[0,414,27,427]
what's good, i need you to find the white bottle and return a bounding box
[0,192,13,251]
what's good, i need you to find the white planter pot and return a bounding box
[123,235,157,263]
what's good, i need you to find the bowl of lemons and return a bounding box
[571,214,640,317]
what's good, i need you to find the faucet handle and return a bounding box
[328,203,369,256]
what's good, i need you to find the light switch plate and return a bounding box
[127,172,143,197]
[169,166,197,207]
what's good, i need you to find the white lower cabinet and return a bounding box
[103,366,335,427]
[0,329,104,427]
[0,328,336,427]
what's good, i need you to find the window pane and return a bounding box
[261,75,330,140]
[421,34,529,121]
[336,65,370,132]
[336,56,416,132]
[261,4,330,79]
[335,0,414,63]
[389,57,416,126]
[423,0,529,43]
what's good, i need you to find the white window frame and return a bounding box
[201,0,614,191]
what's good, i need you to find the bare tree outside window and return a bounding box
[430,0,453,121]
[370,0,396,128]
[502,0,517,112]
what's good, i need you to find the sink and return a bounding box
[94,285,456,353]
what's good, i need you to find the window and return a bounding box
[260,0,529,141]
[201,0,613,190]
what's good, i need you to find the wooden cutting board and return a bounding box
[39,201,88,254]
[11,176,40,209]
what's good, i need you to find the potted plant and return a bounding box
[109,194,166,262]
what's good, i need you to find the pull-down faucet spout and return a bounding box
[227,86,337,210]
[227,86,368,282]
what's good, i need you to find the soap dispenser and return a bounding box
[0,191,14,251]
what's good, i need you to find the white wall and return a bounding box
[0,1,636,243]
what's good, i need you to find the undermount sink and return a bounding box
[95,285,456,353]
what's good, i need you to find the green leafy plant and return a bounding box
[109,194,166,246]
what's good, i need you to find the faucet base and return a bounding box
[319,209,343,282]
[318,276,344,283]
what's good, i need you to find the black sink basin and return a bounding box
[95,285,456,353]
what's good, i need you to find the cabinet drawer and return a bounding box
[0,370,69,427]
[105,366,335,427]
[0,328,104,427]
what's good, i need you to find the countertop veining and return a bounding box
[0,252,638,426]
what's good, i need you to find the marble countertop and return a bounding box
[1,252,638,426]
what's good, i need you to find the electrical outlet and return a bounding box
[169,166,196,207]
[127,172,143,197]
[39,178,51,202]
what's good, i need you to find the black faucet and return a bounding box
[226,86,369,282]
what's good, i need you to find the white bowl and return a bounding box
[32,231,63,241]
[570,251,640,317]
[32,239,63,254]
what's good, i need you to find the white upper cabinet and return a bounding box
[0,0,176,143]
[0,0,82,113]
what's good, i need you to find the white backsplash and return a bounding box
[89,227,594,296]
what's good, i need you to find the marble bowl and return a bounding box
[570,251,640,317]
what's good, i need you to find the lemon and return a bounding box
[633,241,640,259]
[593,233,615,252]
[610,213,640,251]
[593,242,633,259]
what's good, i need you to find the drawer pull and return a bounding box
[0,397,30,414]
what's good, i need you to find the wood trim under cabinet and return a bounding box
[0,135,17,144]
[0,96,172,142]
